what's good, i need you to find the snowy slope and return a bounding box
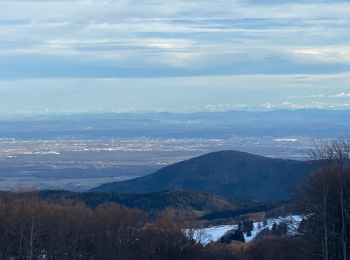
[187,215,303,244]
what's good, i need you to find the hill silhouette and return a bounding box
[92,150,316,201]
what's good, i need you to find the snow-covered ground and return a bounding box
[186,215,303,244]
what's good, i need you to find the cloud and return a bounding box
[331,92,350,98]
[1,0,350,78]
[263,101,350,110]
[307,92,350,98]
[309,94,325,98]
[292,46,350,63]
[1,0,350,113]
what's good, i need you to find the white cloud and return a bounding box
[309,94,325,98]
[292,46,350,62]
[331,92,350,98]
[263,101,350,110]
[308,92,350,98]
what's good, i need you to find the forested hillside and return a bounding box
[93,150,316,201]
[36,189,265,218]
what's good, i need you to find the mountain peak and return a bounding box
[92,150,315,201]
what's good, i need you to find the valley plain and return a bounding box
[1,109,347,191]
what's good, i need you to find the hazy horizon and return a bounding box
[1,107,350,119]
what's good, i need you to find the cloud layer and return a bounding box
[2,0,350,77]
[0,0,350,113]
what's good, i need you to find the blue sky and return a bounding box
[1,0,350,114]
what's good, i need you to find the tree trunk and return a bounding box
[340,187,347,260]
[29,216,34,260]
[323,185,329,260]
[18,230,23,260]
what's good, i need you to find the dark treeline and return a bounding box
[0,193,307,260]
[0,195,241,260]
[34,189,255,220]
[200,205,276,221]
[0,192,309,260]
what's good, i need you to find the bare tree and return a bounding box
[298,139,350,260]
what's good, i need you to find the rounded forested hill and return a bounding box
[92,150,316,201]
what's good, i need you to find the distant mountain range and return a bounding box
[92,150,317,201]
[1,109,350,139]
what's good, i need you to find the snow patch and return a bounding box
[186,215,303,245]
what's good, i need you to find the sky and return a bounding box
[1,0,350,115]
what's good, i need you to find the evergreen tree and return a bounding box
[271,223,278,235]
[233,230,245,243]
[220,229,246,244]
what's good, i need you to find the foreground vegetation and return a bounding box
[0,195,248,260]
[0,194,304,260]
